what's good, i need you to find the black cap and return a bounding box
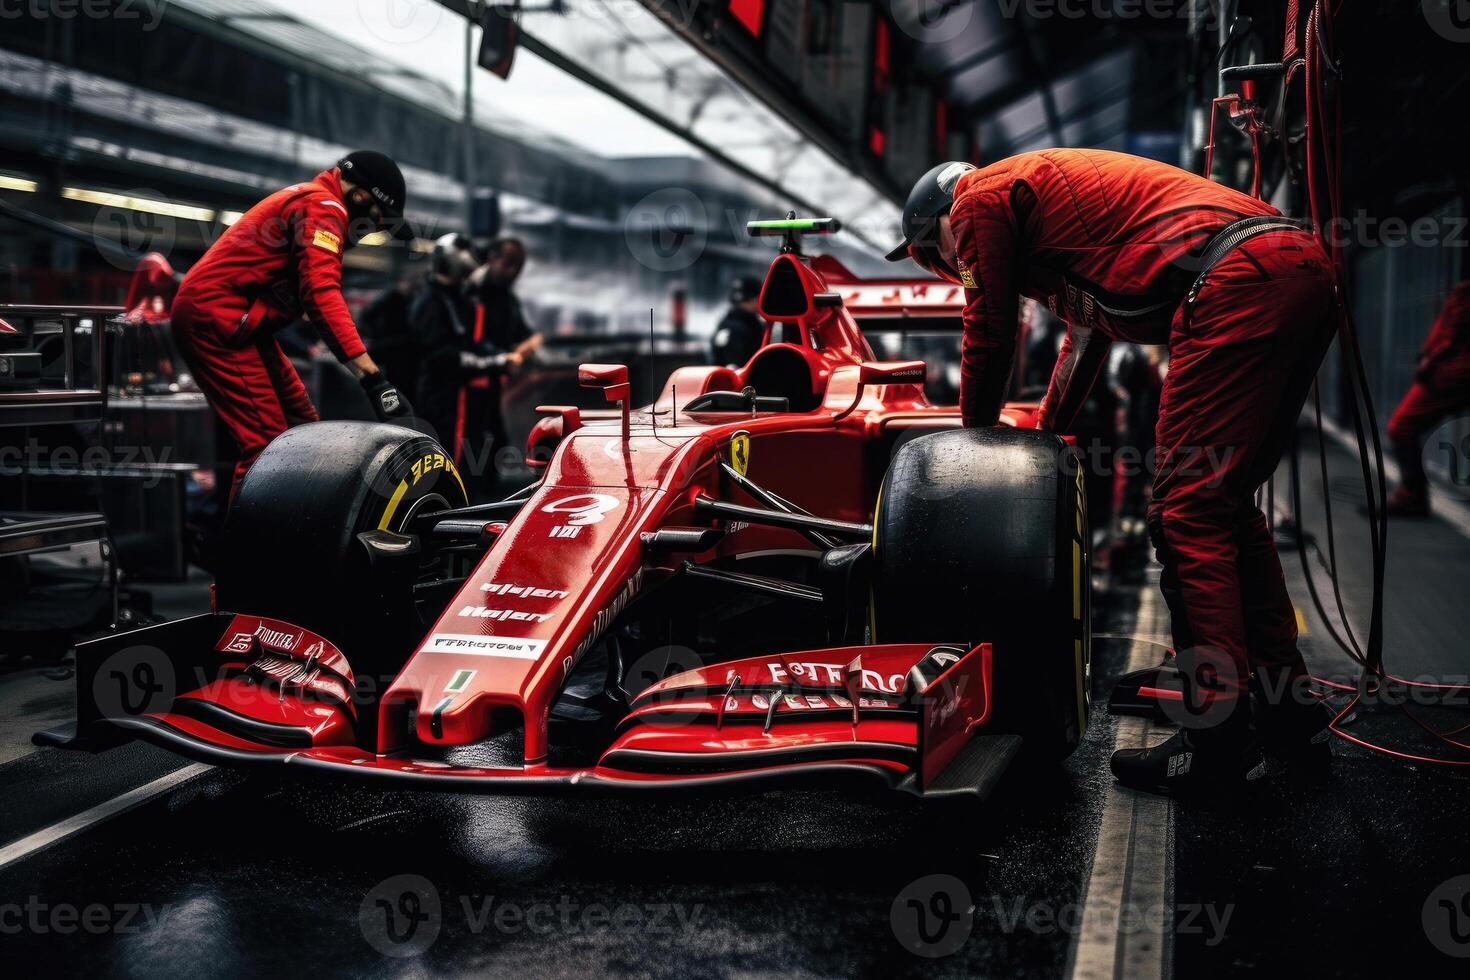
[885,161,976,262]
[337,150,413,241]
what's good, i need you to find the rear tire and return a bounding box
[217,422,468,662]
[872,427,1091,759]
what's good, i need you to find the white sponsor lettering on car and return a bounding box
[421,634,548,659]
[456,605,553,624]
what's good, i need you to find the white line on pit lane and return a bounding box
[0,763,212,871]
[1067,584,1174,980]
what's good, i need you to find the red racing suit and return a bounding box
[123,252,176,325]
[953,148,1338,702]
[172,167,366,496]
[1386,280,1470,497]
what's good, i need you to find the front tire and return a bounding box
[217,422,468,662]
[872,427,1091,759]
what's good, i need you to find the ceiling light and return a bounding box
[61,187,215,222]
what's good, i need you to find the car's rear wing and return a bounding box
[808,254,965,325]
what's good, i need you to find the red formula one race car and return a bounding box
[47,218,1092,803]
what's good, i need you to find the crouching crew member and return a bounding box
[888,149,1339,794]
[172,150,415,499]
[1383,280,1470,516]
[414,233,516,499]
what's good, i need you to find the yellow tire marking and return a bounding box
[1072,539,1082,620]
[378,479,410,531]
[1294,606,1309,636]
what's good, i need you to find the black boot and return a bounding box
[1254,680,1334,775]
[1110,726,1265,795]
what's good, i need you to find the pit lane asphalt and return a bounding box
[2,436,1469,977]
[0,595,1129,977]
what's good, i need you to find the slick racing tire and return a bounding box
[872,427,1091,760]
[217,422,468,664]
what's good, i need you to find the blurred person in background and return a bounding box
[469,236,542,480]
[415,233,517,499]
[171,150,415,500]
[1381,279,1470,516]
[122,252,178,326]
[711,276,767,368]
[359,268,427,407]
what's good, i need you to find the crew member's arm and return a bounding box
[1036,324,1113,433]
[505,297,540,365]
[288,196,379,379]
[259,335,320,424]
[954,180,1024,427]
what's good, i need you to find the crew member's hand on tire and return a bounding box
[360,371,414,423]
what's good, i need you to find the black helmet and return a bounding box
[431,233,478,282]
[337,150,412,240]
[885,161,976,276]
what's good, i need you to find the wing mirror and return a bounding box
[579,362,631,439]
[833,360,927,421]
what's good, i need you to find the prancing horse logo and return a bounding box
[730,431,752,477]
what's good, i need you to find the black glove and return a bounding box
[360,371,414,423]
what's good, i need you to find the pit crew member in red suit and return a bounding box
[172,150,415,498]
[888,149,1339,794]
[123,252,177,325]
[1382,280,1470,516]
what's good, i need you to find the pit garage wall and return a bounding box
[1339,197,1466,483]
[0,9,794,335]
